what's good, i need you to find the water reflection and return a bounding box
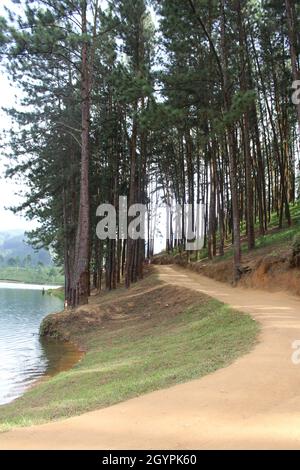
[0,285,80,405]
[40,337,82,377]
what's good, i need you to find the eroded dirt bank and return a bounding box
[153,244,300,296]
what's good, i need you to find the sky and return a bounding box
[0,0,34,232]
[0,70,34,232]
[0,1,163,249]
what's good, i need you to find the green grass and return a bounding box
[0,266,64,285]
[159,202,300,265]
[220,203,300,261]
[188,202,300,264]
[47,287,65,301]
[0,294,258,432]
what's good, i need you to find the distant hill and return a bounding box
[0,231,53,267]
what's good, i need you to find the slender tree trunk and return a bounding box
[221,0,241,281]
[125,108,138,288]
[71,0,90,306]
[236,0,255,249]
[285,0,300,131]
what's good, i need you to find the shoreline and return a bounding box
[30,310,85,404]
[0,287,70,408]
[0,322,83,408]
[26,339,84,397]
[0,280,63,290]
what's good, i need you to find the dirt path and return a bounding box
[1,265,300,450]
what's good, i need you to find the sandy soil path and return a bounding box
[1,265,300,450]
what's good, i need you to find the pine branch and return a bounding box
[187,0,224,88]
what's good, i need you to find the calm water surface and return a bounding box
[0,283,79,405]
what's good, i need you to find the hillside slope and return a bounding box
[0,232,63,285]
[0,231,52,266]
[154,203,300,297]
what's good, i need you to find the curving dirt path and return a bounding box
[1,265,300,450]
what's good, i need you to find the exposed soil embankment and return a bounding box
[240,254,300,295]
[40,275,205,348]
[153,246,300,296]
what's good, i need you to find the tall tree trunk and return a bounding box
[221,0,241,281]
[125,108,138,288]
[236,0,255,250]
[285,0,300,130]
[72,0,90,306]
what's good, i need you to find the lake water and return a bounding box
[0,283,79,406]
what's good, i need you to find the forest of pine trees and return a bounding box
[0,0,299,306]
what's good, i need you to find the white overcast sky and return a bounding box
[0,0,33,232]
